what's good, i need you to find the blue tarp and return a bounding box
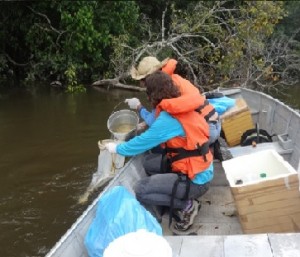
[84,186,162,257]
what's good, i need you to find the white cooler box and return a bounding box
[222,150,300,234]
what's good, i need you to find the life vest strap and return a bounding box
[169,174,190,227]
[195,99,209,113]
[167,141,210,163]
[160,151,171,173]
[194,100,216,121]
[204,109,216,121]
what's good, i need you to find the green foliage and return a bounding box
[167,1,286,88]
[0,0,298,91]
[0,1,140,89]
[220,1,286,85]
[64,64,86,93]
[276,1,300,40]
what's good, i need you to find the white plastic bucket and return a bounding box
[103,229,172,257]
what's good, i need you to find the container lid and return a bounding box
[103,229,172,257]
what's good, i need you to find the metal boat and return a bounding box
[46,87,300,257]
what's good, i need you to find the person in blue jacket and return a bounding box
[106,71,214,232]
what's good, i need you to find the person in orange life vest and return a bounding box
[106,71,214,231]
[126,56,220,174]
[126,56,221,146]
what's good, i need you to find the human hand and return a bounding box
[124,98,141,110]
[137,121,147,130]
[105,142,117,153]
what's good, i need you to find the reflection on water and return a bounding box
[0,84,144,257]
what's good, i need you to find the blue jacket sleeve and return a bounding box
[207,96,235,115]
[117,112,184,156]
[139,107,156,126]
[192,163,214,185]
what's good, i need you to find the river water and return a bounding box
[0,84,145,257]
[0,83,299,257]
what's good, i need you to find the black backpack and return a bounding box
[204,92,224,99]
[241,124,274,146]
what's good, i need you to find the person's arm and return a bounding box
[116,111,184,156]
[158,74,205,114]
[125,98,156,126]
[139,107,156,126]
[161,59,177,75]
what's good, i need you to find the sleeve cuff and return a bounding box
[138,105,144,113]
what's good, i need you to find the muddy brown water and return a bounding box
[0,85,145,257]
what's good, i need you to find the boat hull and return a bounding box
[46,88,300,257]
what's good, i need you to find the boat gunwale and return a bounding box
[45,156,141,257]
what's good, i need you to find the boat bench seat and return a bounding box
[250,108,259,115]
[229,141,293,161]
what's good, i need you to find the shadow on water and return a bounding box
[0,83,145,257]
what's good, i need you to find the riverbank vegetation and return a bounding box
[1,1,299,92]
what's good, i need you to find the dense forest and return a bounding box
[1,1,300,92]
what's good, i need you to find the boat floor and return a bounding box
[160,160,243,236]
[159,160,300,257]
[165,233,300,257]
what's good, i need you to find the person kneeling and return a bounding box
[105,71,214,231]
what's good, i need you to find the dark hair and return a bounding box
[144,71,180,107]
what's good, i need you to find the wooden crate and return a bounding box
[220,98,254,146]
[231,173,300,234]
[223,150,300,234]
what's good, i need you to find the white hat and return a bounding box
[103,229,172,257]
[130,56,169,80]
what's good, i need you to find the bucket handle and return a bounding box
[110,100,138,116]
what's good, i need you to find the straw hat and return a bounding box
[130,56,169,80]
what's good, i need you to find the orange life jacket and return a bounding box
[160,59,216,121]
[157,107,213,179]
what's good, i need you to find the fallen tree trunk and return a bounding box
[91,79,145,92]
